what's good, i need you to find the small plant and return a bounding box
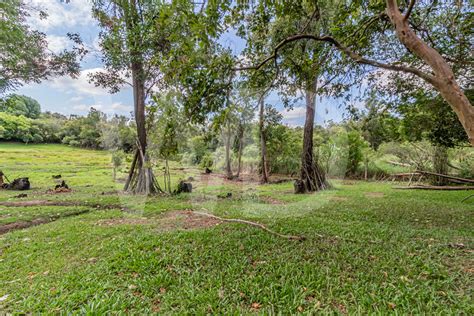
[111,151,124,181]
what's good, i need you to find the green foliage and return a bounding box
[266,125,302,175]
[345,129,369,177]
[199,152,214,169]
[0,0,85,92]
[148,93,187,161]
[0,94,41,118]
[111,150,124,169]
[188,135,209,165]
[398,92,470,148]
[0,112,42,143]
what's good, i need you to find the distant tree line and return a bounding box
[0,94,136,150]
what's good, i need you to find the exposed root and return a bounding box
[191,210,306,241]
[124,146,163,195]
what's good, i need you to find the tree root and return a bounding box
[191,210,306,241]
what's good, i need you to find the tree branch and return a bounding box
[299,4,320,33]
[192,210,306,240]
[404,0,416,21]
[233,34,436,85]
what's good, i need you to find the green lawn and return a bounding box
[0,143,472,314]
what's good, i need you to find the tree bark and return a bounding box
[297,76,329,193]
[236,123,244,178]
[386,0,474,145]
[224,123,233,179]
[432,145,448,186]
[259,97,269,183]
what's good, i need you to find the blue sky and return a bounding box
[17,0,357,126]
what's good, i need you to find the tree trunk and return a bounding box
[432,145,448,186]
[121,0,161,194]
[259,97,269,183]
[236,123,244,178]
[297,77,329,193]
[224,123,233,179]
[386,0,474,146]
[123,61,161,194]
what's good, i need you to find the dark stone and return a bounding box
[176,181,192,194]
[7,178,30,191]
[52,174,62,179]
[294,179,306,194]
[55,180,69,190]
[205,168,212,174]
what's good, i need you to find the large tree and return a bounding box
[232,0,474,145]
[232,1,350,192]
[0,0,85,93]
[90,0,232,194]
[90,0,171,194]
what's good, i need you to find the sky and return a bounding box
[16,0,360,126]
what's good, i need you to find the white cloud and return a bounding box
[72,104,95,111]
[46,35,70,53]
[49,67,108,96]
[280,106,306,120]
[70,95,84,102]
[109,102,132,112]
[26,0,94,31]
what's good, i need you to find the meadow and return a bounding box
[0,143,472,314]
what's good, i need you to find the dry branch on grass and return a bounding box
[414,170,474,184]
[191,210,307,241]
[394,185,474,190]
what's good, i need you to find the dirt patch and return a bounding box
[365,192,385,198]
[199,173,260,186]
[158,210,222,230]
[96,217,152,226]
[0,200,59,207]
[260,196,286,205]
[342,180,357,185]
[328,196,349,202]
[0,200,127,211]
[95,210,223,231]
[0,218,50,235]
[0,209,90,235]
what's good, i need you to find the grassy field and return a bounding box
[0,143,472,314]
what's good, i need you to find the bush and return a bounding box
[0,112,43,143]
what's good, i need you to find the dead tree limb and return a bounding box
[394,185,474,190]
[415,170,474,184]
[192,210,307,241]
[461,194,474,202]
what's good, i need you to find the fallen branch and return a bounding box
[461,194,474,202]
[415,170,474,184]
[387,161,412,167]
[394,185,474,190]
[192,210,307,241]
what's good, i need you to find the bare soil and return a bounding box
[260,196,286,205]
[365,192,385,198]
[328,196,349,202]
[0,209,90,235]
[158,210,222,230]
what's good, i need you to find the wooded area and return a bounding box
[0,0,472,314]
